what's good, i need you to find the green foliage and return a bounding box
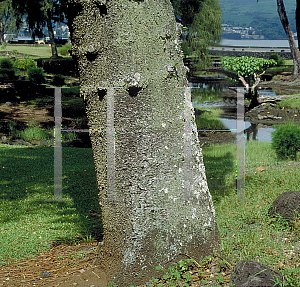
[14,57,37,72]
[0,58,13,69]
[271,122,300,160]
[62,86,80,97]
[222,56,276,78]
[221,0,295,40]
[151,259,195,286]
[27,67,45,85]
[0,59,15,80]
[171,0,222,67]
[51,74,65,86]
[269,53,285,66]
[19,126,50,142]
[0,0,17,43]
[57,43,71,56]
[62,97,85,117]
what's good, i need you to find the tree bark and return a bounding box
[277,0,300,76]
[296,0,300,50]
[66,1,220,286]
[46,9,59,58]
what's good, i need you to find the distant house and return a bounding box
[45,37,68,45]
[8,36,35,44]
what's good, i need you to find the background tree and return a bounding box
[296,0,300,49]
[0,0,16,44]
[171,0,222,68]
[9,0,65,58]
[258,0,300,77]
[64,0,220,286]
[222,56,276,109]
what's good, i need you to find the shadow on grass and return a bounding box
[202,150,235,203]
[0,145,103,242]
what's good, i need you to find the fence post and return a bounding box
[53,87,63,201]
[236,87,246,201]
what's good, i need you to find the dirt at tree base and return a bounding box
[0,241,232,287]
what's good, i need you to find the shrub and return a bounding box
[0,59,13,69]
[19,126,50,142]
[52,74,65,86]
[14,58,37,72]
[269,53,284,66]
[271,122,300,160]
[27,68,45,85]
[0,59,15,80]
[0,68,15,81]
[57,43,72,56]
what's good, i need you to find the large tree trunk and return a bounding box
[277,0,300,76]
[66,1,220,286]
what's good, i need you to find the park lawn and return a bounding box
[203,140,300,286]
[1,44,53,58]
[0,144,101,265]
[277,94,300,110]
[0,140,300,284]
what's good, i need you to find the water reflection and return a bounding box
[191,84,277,143]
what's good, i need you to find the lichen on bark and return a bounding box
[66,0,220,285]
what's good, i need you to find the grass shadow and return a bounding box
[202,145,236,203]
[0,144,102,249]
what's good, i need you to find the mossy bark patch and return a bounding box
[66,0,220,285]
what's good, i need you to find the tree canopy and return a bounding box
[0,0,16,44]
[171,0,222,68]
[2,0,65,57]
[222,56,276,80]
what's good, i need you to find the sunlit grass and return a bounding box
[195,108,225,130]
[202,141,300,286]
[277,95,300,109]
[0,144,101,265]
[0,44,52,58]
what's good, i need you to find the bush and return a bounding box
[271,122,300,160]
[0,59,15,80]
[57,43,72,56]
[269,53,284,66]
[19,121,50,142]
[52,74,65,86]
[0,68,15,80]
[0,59,14,69]
[27,68,45,85]
[14,58,37,72]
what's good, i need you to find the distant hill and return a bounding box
[220,0,297,39]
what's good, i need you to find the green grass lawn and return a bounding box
[277,94,300,110]
[1,140,300,285]
[0,144,101,265]
[1,88,300,286]
[203,140,300,286]
[0,44,53,58]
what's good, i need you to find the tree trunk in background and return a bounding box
[296,0,300,50]
[277,0,300,76]
[66,0,220,286]
[46,9,58,58]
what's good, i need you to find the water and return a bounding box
[191,85,277,143]
[220,38,298,48]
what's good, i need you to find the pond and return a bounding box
[190,81,277,143]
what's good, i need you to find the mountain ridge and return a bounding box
[220,0,297,39]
